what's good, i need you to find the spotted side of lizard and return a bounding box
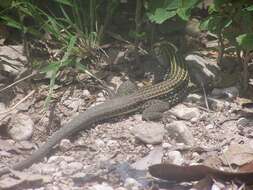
[0,42,189,176]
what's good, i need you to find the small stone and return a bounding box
[124,178,141,190]
[186,93,203,103]
[16,140,34,150]
[0,102,6,112]
[8,113,34,141]
[82,89,91,97]
[206,124,214,129]
[48,155,75,164]
[107,140,118,147]
[208,98,226,111]
[167,151,184,165]
[96,92,106,102]
[63,97,82,111]
[166,121,195,146]
[39,164,58,174]
[132,114,142,121]
[110,76,123,89]
[212,86,239,98]
[59,139,72,151]
[115,188,127,190]
[237,117,251,127]
[89,182,114,190]
[131,146,163,170]
[59,160,68,169]
[131,122,165,144]
[62,162,83,175]
[47,156,64,164]
[192,152,201,162]
[162,142,172,149]
[95,139,105,147]
[190,117,198,123]
[169,104,200,120]
[63,156,75,162]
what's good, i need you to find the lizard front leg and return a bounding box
[142,99,170,121]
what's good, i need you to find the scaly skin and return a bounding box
[0,42,189,176]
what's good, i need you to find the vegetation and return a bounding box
[0,0,253,101]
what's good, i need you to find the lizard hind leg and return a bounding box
[142,99,170,121]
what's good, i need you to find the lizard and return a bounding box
[0,41,189,176]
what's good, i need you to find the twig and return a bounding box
[0,90,35,117]
[0,71,37,93]
[200,80,210,112]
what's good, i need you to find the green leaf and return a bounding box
[54,0,73,7]
[181,0,200,9]
[245,5,253,11]
[236,33,253,51]
[165,0,180,10]
[61,35,77,63]
[200,18,209,31]
[177,8,190,21]
[147,8,176,24]
[40,62,60,74]
[0,16,23,30]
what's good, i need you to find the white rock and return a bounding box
[8,113,34,141]
[62,162,83,175]
[82,89,91,97]
[212,86,239,98]
[63,97,82,111]
[162,142,172,149]
[208,98,226,111]
[131,122,165,144]
[167,151,184,165]
[166,121,195,146]
[107,140,118,147]
[124,178,141,190]
[59,139,72,151]
[186,93,203,103]
[115,187,127,190]
[169,104,200,120]
[95,139,105,147]
[206,124,214,129]
[89,182,114,190]
[39,164,58,174]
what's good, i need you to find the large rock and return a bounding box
[165,121,195,146]
[169,104,201,121]
[131,122,165,145]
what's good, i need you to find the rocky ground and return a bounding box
[0,44,253,190]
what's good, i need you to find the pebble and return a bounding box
[186,93,203,103]
[237,117,251,127]
[8,113,34,141]
[208,98,226,111]
[124,178,141,190]
[212,86,239,98]
[62,162,83,175]
[169,104,200,120]
[59,139,72,151]
[167,151,184,165]
[82,89,91,97]
[131,122,165,144]
[206,124,214,129]
[166,121,195,146]
[89,182,114,190]
[95,139,106,147]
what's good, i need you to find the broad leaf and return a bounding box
[177,8,191,21]
[147,8,176,24]
[246,5,253,11]
[236,33,253,51]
